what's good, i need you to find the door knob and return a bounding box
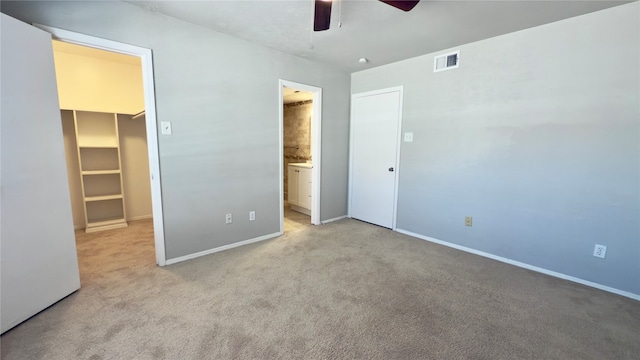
[388,167,394,172]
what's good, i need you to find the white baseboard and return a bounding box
[290,204,311,216]
[164,231,282,266]
[321,215,348,224]
[128,214,153,221]
[73,215,153,230]
[396,228,640,302]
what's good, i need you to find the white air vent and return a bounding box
[434,50,460,72]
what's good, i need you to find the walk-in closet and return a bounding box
[53,40,155,268]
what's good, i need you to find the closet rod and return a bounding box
[284,145,299,150]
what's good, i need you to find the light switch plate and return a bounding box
[161,121,172,135]
[404,132,413,142]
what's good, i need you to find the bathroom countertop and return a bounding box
[288,162,312,169]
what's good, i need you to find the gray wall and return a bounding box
[1,1,350,260]
[352,3,639,295]
[119,115,153,222]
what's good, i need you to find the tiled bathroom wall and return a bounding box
[283,100,312,200]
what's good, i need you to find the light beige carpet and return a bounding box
[1,218,639,359]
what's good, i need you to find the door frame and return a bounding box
[34,24,167,266]
[279,79,322,231]
[349,86,404,230]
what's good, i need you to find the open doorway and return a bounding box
[283,86,313,232]
[279,80,322,233]
[36,24,166,267]
[53,41,157,279]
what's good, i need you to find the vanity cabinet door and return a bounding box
[298,168,312,209]
[287,165,299,205]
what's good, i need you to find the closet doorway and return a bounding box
[279,80,322,233]
[38,25,166,267]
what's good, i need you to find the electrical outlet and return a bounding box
[593,244,607,258]
[465,216,472,227]
[249,211,255,221]
[225,213,232,224]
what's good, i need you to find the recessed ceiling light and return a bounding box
[359,58,368,64]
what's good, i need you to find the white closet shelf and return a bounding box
[77,144,119,149]
[84,194,123,202]
[82,170,121,175]
[73,110,128,232]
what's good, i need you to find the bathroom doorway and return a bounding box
[279,80,322,233]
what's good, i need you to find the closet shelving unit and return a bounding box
[73,110,128,232]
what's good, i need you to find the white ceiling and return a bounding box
[52,40,141,65]
[127,0,628,72]
[283,87,314,104]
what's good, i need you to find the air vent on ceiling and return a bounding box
[434,51,460,72]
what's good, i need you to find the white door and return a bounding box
[350,88,403,228]
[1,14,81,333]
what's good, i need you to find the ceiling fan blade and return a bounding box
[314,0,332,31]
[379,0,420,12]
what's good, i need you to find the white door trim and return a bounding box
[279,79,323,231]
[33,24,167,266]
[349,86,404,230]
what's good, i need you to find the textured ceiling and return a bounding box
[127,0,629,72]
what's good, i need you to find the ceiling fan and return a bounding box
[314,0,420,31]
